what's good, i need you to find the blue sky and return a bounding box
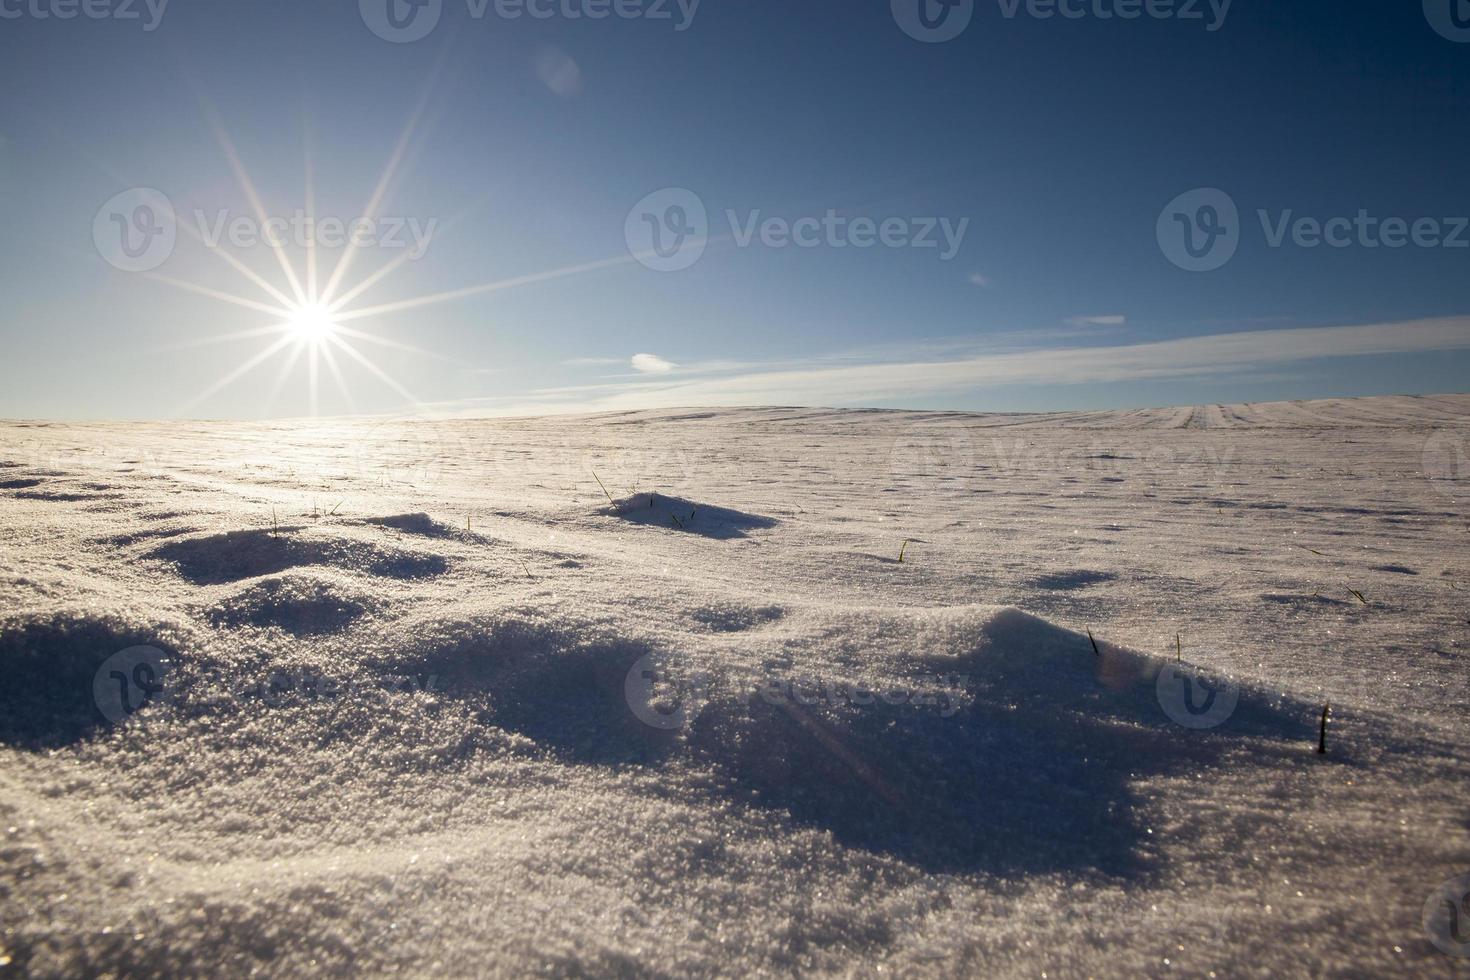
[1,0,1468,419]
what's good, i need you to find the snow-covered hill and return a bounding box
[1,395,1467,976]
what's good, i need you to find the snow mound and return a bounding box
[377,603,1312,875]
[206,574,374,636]
[148,528,450,585]
[0,609,185,749]
[362,512,460,538]
[596,492,778,538]
[674,606,1311,874]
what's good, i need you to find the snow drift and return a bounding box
[1,396,1466,976]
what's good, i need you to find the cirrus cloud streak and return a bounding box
[453,316,1470,416]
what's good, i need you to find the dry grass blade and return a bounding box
[591,470,615,506]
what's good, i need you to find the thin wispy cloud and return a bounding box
[1068,315,1126,327]
[443,316,1470,416]
[564,357,626,367]
[967,273,990,288]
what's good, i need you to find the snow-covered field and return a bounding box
[1,394,1468,977]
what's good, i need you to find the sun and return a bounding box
[287,303,340,343]
[164,89,648,417]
